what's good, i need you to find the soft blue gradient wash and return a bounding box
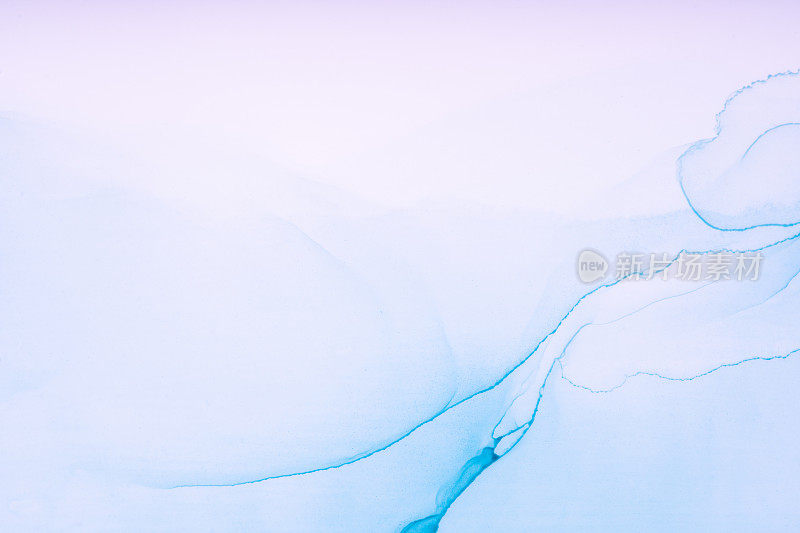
[2,72,800,531]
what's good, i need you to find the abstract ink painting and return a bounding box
[2,2,799,531]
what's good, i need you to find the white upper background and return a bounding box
[1,1,798,214]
